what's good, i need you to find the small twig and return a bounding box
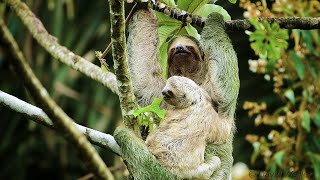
[99,3,137,61]
[0,90,121,155]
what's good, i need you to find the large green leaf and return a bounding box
[302,31,315,54]
[307,152,320,180]
[187,0,210,13]
[313,109,320,128]
[194,4,231,21]
[161,0,176,7]
[158,25,181,47]
[301,111,311,133]
[156,11,181,26]
[177,0,193,12]
[290,51,305,80]
[160,42,169,78]
[185,23,200,40]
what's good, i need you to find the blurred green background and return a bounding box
[0,0,319,179]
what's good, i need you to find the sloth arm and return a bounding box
[200,13,240,120]
[179,156,221,179]
[127,8,165,107]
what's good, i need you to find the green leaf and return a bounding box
[177,0,193,12]
[161,0,176,7]
[194,4,231,21]
[133,98,166,119]
[313,110,320,128]
[290,51,305,80]
[156,11,181,26]
[307,152,320,180]
[160,42,169,78]
[308,60,319,80]
[284,89,295,104]
[187,0,209,13]
[158,25,181,47]
[274,151,284,168]
[301,111,311,133]
[185,23,200,40]
[302,31,315,53]
[251,142,260,164]
[228,0,237,4]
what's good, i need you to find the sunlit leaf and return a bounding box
[290,51,305,80]
[302,31,315,53]
[160,42,169,78]
[158,25,181,47]
[161,0,176,7]
[301,111,311,133]
[307,152,320,180]
[313,110,320,128]
[187,0,209,13]
[185,23,200,40]
[133,98,166,119]
[284,89,295,104]
[194,4,231,21]
[177,0,193,12]
[308,60,319,80]
[251,142,260,164]
[274,151,284,168]
[228,0,237,4]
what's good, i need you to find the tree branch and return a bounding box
[0,90,121,156]
[137,0,320,30]
[109,0,139,133]
[0,17,114,180]
[4,0,119,95]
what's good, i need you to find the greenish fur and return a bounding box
[114,128,177,179]
[119,7,239,179]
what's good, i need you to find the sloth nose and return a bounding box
[162,89,174,98]
[175,45,184,51]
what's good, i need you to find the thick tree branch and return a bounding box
[0,17,114,180]
[109,0,139,133]
[4,0,119,95]
[137,0,320,30]
[0,90,121,155]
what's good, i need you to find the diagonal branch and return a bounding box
[0,90,121,156]
[136,0,320,30]
[5,0,119,95]
[108,0,140,133]
[0,17,114,180]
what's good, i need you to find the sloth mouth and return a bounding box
[173,49,191,56]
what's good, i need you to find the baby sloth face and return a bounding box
[162,76,202,109]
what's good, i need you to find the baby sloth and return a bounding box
[146,76,232,179]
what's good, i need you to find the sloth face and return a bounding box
[167,36,204,85]
[162,76,201,109]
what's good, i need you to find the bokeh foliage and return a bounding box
[241,0,320,179]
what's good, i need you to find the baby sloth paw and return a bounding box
[194,156,221,179]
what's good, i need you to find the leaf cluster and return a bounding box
[133,98,166,132]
